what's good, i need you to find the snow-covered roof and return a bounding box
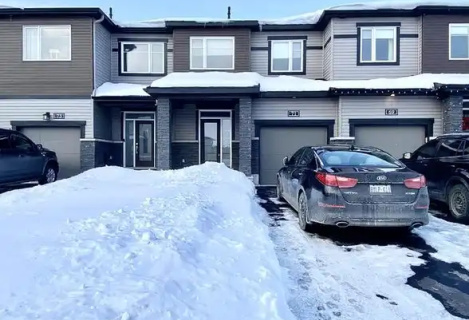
[150,72,261,88]
[93,82,149,97]
[115,17,254,28]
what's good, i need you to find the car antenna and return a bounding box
[350,144,355,151]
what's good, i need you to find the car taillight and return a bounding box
[404,176,426,189]
[316,173,358,188]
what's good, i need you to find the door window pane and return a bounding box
[221,119,231,167]
[203,122,218,162]
[360,27,396,63]
[11,134,34,152]
[450,25,469,59]
[190,37,234,69]
[125,121,134,167]
[138,123,153,163]
[40,27,71,60]
[415,140,438,159]
[271,40,303,72]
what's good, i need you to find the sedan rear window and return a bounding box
[319,150,402,168]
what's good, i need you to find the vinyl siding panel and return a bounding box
[332,17,419,80]
[323,22,333,80]
[111,33,173,85]
[111,107,122,141]
[0,99,93,138]
[172,103,197,141]
[340,96,443,137]
[418,16,423,74]
[173,28,250,72]
[93,103,112,140]
[422,15,469,73]
[0,17,93,96]
[94,22,111,88]
[251,31,323,79]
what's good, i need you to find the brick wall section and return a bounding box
[80,141,95,171]
[80,141,124,172]
[172,142,198,169]
[443,96,463,134]
[157,98,171,169]
[239,98,252,176]
[251,139,259,175]
[232,142,239,170]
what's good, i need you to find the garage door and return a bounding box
[260,126,328,185]
[354,126,426,158]
[21,127,81,179]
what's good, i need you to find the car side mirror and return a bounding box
[36,144,43,150]
[403,152,412,160]
[283,156,289,166]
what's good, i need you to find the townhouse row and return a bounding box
[1,3,469,184]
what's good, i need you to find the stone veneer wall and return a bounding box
[442,95,463,134]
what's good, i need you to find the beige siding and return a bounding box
[340,96,443,137]
[0,99,93,138]
[332,17,419,80]
[0,16,93,96]
[323,22,333,80]
[251,31,323,79]
[94,22,111,88]
[111,33,173,85]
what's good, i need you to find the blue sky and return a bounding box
[1,0,390,22]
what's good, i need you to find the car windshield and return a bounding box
[318,150,402,168]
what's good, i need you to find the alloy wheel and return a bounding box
[46,168,56,183]
[451,190,467,217]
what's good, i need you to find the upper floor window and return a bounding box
[190,37,235,70]
[450,24,469,60]
[120,41,165,75]
[359,27,397,63]
[270,39,304,73]
[23,25,71,61]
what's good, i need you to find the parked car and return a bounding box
[401,133,469,222]
[276,145,429,232]
[0,128,59,187]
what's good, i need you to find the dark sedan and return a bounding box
[276,145,430,232]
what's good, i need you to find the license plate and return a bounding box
[369,185,392,194]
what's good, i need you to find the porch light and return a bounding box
[43,112,51,121]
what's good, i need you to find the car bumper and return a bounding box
[313,190,430,228]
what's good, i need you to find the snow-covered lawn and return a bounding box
[0,164,295,320]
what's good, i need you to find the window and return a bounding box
[0,134,10,150]
[287,148,305,166]
[435,138,465,157]
[298,149,316,167]
[23,25,71,61]
[120,42,165,74]
[318,151,401,168]
[360,27,397,63]
[190,37,235,70]
[413,139,439,159]
[450,24,469,60]
[11,134,35,152]
[270,40,304,73]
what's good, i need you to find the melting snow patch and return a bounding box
[0,163,295,320]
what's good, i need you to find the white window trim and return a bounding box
[269,39,305,73]
[22,25,72,61]
[120,41,166,74]
[359,26,397,63]
[189,36,235,70]
[449,23,469,60]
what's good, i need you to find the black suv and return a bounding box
[0,128,59,187]
[401,133,469,222]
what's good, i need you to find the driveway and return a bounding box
[257,186,469,320]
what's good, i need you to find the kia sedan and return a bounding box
[276,145,430,232]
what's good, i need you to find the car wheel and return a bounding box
[448,184,469,222]
[298,192,313,232]
[39,165,57,185]
[276,177,284,201]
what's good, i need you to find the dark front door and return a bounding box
[201,119,220,163]
[135,120,154,167]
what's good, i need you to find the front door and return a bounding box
[201,119,221,163]
[135,120,154,167]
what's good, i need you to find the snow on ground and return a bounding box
[266,206,461,320]
[416,215,469,269]
[0,163,295,320]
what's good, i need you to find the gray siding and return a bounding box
[0,99,93,138]
[93,103,112,140]
[173,28,250,72]
[340,96,443,137]
[0,16,93,96]
[111,33,173,85]
[418,16,423,74]
[422,15,469,73]
[332,17,419,80]
[323,22,333,80]
[111,107,122,141]
[251,31,323,79]
[94,22,111,88]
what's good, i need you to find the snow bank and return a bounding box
[0,163,295,320]
[416,215,469,269]
[93,82,150,97]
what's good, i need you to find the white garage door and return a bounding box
[21,127,81,179]
[354,126,426,158]
[260,126,328,185]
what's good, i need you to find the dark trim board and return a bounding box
[267,35,308,41]
[251,47,268,51]
[334,34,358,39]
[11,120,87,138]
[356,22,402,27]
[324,36,332,48]
[254,120,335,139]
[349,118,435,137]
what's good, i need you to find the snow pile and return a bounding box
[150,71,262,88]
[93,82,150,97]
[416,215,469,269]
[0,163,295,320]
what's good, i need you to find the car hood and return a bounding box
[41,148,57,158]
